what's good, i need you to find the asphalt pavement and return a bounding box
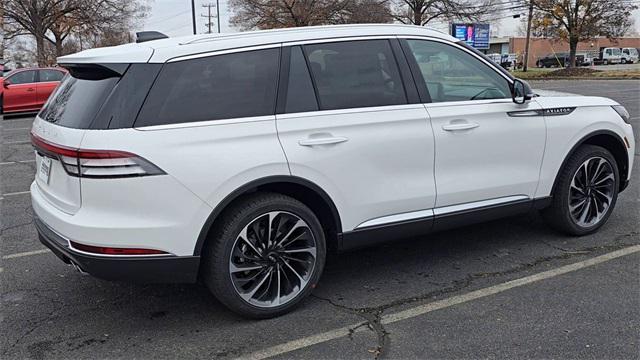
[1,80,639,359]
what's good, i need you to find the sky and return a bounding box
[138,0,640,38]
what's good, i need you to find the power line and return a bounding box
[201,2,221,34]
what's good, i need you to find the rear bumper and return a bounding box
[35,216,200,283]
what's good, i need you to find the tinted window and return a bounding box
[136,48,280,127]
[304,40,406,110]
[406,40,510,103]
[285,46,318,113]
[39,74,119,128]
[8,70,35,84]
[39,69,65,82]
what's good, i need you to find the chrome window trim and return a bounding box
[167,43,282,63]
[397,35,514,84]
[135,115,275,131]
[354,195,530,229]
[423,98,515,109]
[276,104,426,120]
[283,35,395,46]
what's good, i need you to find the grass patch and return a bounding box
[511,67,640,80]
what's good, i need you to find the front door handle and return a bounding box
[27,88,35,92]
[298,136,349,146]
[442,122,479,131]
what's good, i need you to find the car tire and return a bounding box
[201,192,326,319]
[0,95,3,114]
[542,145,619,236]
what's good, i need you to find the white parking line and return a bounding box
[2,140,30,145]
[0,160,36,166]
[2,249,50,260]
[1,190,31,197]
[239,244,640,360]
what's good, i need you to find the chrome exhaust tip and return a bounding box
[70,261,89,275]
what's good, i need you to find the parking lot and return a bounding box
[1,80,638,359]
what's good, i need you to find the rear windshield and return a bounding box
[38,74,118,128]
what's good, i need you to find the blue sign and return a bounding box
[451,23,490,49]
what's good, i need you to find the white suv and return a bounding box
[31,25,634,318]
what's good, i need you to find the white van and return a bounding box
[621,47,639,64]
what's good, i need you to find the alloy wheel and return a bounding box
[568,156,615,227]
[229,211,317,308]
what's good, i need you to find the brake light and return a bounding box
[70,241,168,255]
[31,132,164,178]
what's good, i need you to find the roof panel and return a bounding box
[58,25,456,64]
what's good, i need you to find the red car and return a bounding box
[1,67,66,114]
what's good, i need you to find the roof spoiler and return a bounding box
[136,31,168,43]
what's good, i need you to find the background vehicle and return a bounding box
[31,25,634,318]
[1,67,66,114]
[536,53,584,67]
[621,47,639,64]
[576,52,593,66]
[593,47,622,65]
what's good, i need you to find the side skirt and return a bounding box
[339,198,549,252]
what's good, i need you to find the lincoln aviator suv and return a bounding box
[31,25,635,318]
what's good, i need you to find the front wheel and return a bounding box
[542,145,619,236]
[201,192,326,318]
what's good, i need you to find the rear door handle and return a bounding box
[442,122,479,131]
[298,136,349,146]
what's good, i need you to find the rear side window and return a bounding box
[304,40,406,110]
[39,74,119,128]
[8,70,36,84]
[39,69,64,82]
[136,48,280,127]
[285,46,318,113]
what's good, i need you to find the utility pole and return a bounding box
[523,0,534,72]
[201,3,217,34]
[191,0,197,35]
[216,0,221,33]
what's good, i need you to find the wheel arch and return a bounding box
[193,176,342,256]
[551,130,629,196]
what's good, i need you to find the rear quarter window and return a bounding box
[135,48,280,127]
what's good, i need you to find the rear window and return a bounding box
[39,74,118,128]
[304,40,406,110]
[135,48,280,127]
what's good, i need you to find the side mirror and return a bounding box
[2,80,9,88]
[512,78,533,104]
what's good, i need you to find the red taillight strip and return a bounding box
[31,132,77,158]
[70,241,169,256]
[31,132,135,159]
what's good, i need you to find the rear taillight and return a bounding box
[70,241,169,255]
[31,132,164,178]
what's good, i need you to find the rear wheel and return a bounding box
[0,95,3,114]
[201,192,326,318]
[542,145,619,236]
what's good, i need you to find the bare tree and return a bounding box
[392,0,497,26]
[4,0,146,66]
[532,0,638,68]
[229,0,392,30]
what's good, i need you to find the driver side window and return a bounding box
[405,40,510,103]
